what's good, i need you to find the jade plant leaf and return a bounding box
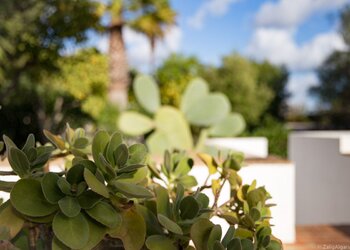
[78,190,103,209]
[146,131,172,155]
[222,226,235,248]
[106,132,123,165]
[73,137,89,149]
[57,178,72,195]
[114,143,128,167]
[66,164,85,184]
[8,148,30,177]
[241,239,254,250]
[155,186,171,217]
[108,208,146,250]
[157,214,183,235]
[146,235,177,250]
[133,74,160,114]
[118,111,154,136]
[127,143,147,164]
[79,218,107,250]
[10,179,58,217]
[227,238,242,250]
[84,169,109,198]
[52,213,89,249]
[58,197,81,218]
[85,201,121,228]
[207,225,222,250]
[43,130,66,150]
[135,204,163,235]
[41,173,65,204]
[22,134,35,153]
[0,201,24,239]
[180,196,200,220]
[111,180,153,198]
[52,236,70,250]
[92,130,110,171]
[191,218,214,250]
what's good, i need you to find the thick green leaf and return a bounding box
[112,180,153,198]
[191,218,214,250]
[117,163,145,174]
[8,148,30,177]
[227,238,242,250]
[128,143,147,164]
[108,208,146,250]
[196,193,210,209]
[53,213,89,249]
[118,112,154,136]
[57,177,72,195]
[208,225,222,250]
[85,201,121,228]
[52,236,70,250]
[146,235,177,250]
[92,130,110,171]
[41,173,64,204]
[22,134,35,153]
[133,74,160,113]
[214,241,225,250]
[177,175,198,189]
[241,239,254,250]
[197,153,218,175]
[173,158,192,176]
[78,190,103,209]
[11,179,58,217]
[222,226,235,247]
[43,130,66,150]
[22,213,56,224]
[84,169,109,198]
[135,204,163,235]
[58,197,81,218]
[0,201,24,239]
[66,164,85,184]
[106,132,122,165]
[79,217,107,250]
[114,143,128,167]
[73,137,89,149]
[266,240,283,250]
[117,166,148,184]
[180,196,200,220]
[146,131,173,155]
[3,135,17,150]
[157,214,183,235]
[155,186,171,217]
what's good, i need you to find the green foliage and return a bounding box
[119,75,246,155]
[0,126,282,249]
[248,117,289,158]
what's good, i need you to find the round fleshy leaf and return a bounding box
[8,148,30,177]
[191,218,214,250]
[180,196,200,220]
[92,130,110,172]
[58,197,81,218]
[209,112,246,137]
[133,74,160,113]
[85,201,121,228]
[41,173,64,204]
[111,180,153,198]
[80,217,107,250]
[157,214,183,235]
[128,143,148,164]
[118,111,154,136]
[52,213,89,249]
[146,235,177,250]
[180,77,209,113]
[84,169,109,198]
[184,93,231,126]
[78,190,103,209]
[10,179,58,217]
[66,164,85,184]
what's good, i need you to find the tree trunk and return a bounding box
[108,20,129,110]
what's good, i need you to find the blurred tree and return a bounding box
[254,62,289,121]
[0,0,101,144]
[107,0,176,107]
[310,5,350,128]
[155,54,203,106]
[202,54,274,126]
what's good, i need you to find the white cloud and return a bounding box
[256,0,349,29]
[96,26,182,72]
[188,0,241,29]
[287,72,318,109]
[247,28,346,71]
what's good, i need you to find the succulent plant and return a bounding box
[118,75,246,155]
[0,126,281,250]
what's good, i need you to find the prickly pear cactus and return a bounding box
[118,75,246,155]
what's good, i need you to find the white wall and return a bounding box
[190,161,295,243]
[289,131,350,225]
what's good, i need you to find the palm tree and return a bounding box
[107,0,176,109]
[130,0,176,70]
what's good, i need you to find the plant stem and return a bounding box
[28,224,37,250]
[212,178,228,209]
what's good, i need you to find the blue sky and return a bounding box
[93,0,350,110]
